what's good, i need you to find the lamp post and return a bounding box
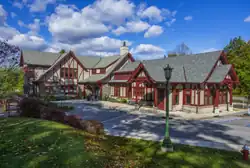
[162,64,174,152]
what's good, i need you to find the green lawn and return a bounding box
[0,118,249,168]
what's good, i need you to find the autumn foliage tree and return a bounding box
[0,40,22,98]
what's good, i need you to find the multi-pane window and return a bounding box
[219,91,227,104]
[120,86,126,97]
[184,89,191,105]
[204,89,213,105]
[110,86,114,96]
[60,68,77,78]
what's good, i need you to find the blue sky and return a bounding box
[0,0,250,60]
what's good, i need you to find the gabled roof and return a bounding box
[111,50,224,83]
[79,53,130,83]
[35,51,86,82]
[207,64,232,83]
[22,50,120,69]
[22,50,61,66]
[115,61,140,73]
[94,55,120,68]
[76,56,101,69]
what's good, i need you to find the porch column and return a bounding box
[154,86,158,107]
[214,89,219,107]
[99,84,102,100]
[229,87,233,105]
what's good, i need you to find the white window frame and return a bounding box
[110,86,114,96]
[120,87,126,97]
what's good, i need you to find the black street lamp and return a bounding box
[162,64,174,152]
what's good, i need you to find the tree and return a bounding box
[175,42,192,56]
[224,36,250,95]
[0,40,21,98]
[168,52,178,57]
[168,42,192,57]
[59,49,66,54]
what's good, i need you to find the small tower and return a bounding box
[120,41,129,56]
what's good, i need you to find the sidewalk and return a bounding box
[73,100,247,120]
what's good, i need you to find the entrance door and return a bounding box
[157,88,165,110]
[134,82,145,103]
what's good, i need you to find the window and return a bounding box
[120,86,126,97]
[96,69,100,73]
[114,86,120,97]
[60,68,77,78]
[110,86,114,96]
[204,90,213,105]
[184,89,191,105]
[219,91,227,104]
[146,88,153,101]
[172,89,180,105]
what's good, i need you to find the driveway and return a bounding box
[60,102,250,151]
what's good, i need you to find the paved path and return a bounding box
[58,101,250,151]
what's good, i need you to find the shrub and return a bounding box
[102,94,109,101]
[19,98,45,118]
[39,106,65,123]
[107,97,119,102]
[80,120,104,135]
[120,98,127,103]
[64,115,83,129]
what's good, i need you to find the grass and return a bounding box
[0,118,249,168]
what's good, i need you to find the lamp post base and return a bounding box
[161,137,173,152]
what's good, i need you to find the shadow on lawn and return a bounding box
[0,118,103,168]
[0,116,249,168]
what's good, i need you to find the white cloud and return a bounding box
[139,6,163,22]
[166,18,176,27]
[112,26,127,36]
[0,25,47,51]
[11,12,17,18]
[48,36,132,56]
[13,2,23,9]
[29,0,57,12]
[81,0,135,25]
[244,16,250,22]
[18,20,25,27]
[202,48,218,53]
[131,44,165,58]
[184,16,193,21]
[0,5,7,25]
[27,19,41,34]
[8,34,48,50]
[138,5,177,23]
[112,20,150,36]
[126,20,150,33]
[144,25,163,38]
[47,4,109,43]
[0,26,19,40]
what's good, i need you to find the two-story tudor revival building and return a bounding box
[19,44,239,113]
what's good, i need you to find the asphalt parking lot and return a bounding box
[60,102,250,146]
